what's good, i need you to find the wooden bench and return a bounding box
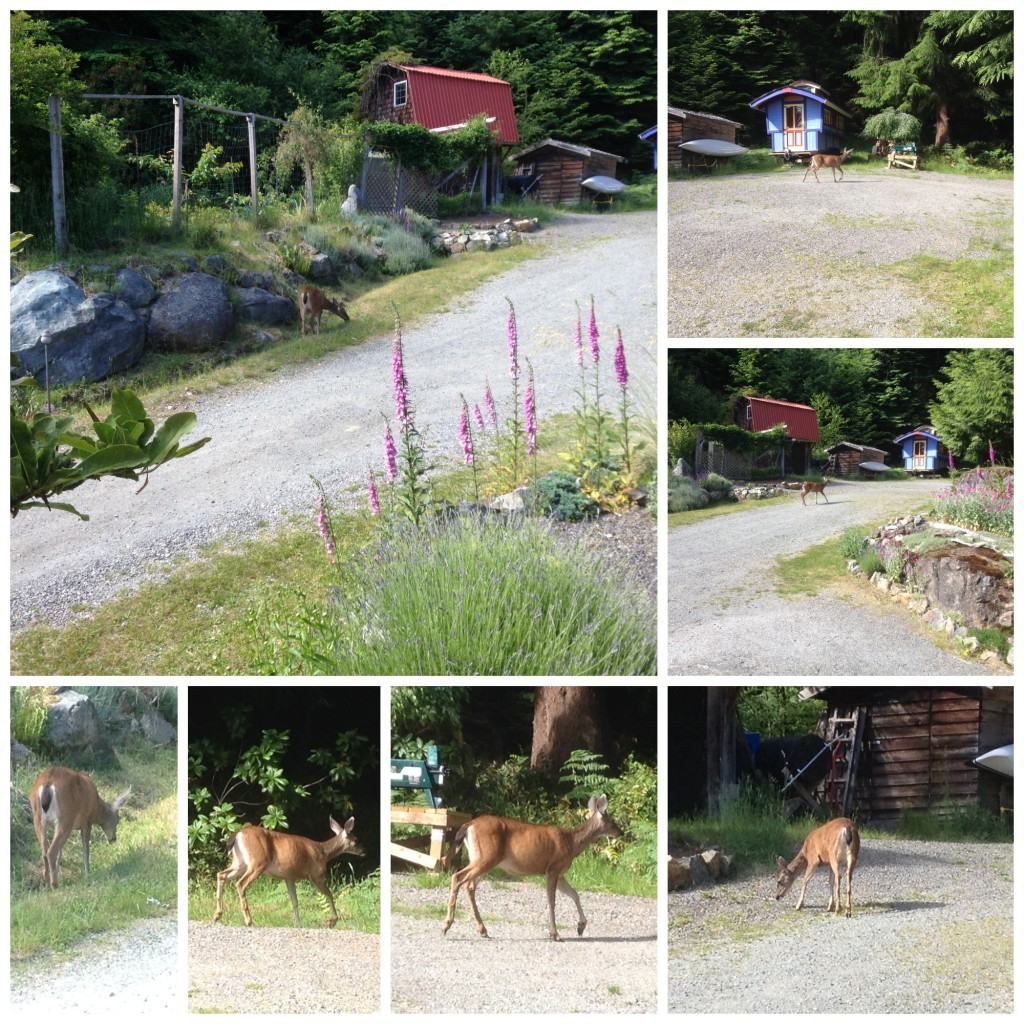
[390,751,471,870]
[887,142,920,170]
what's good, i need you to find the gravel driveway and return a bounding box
[391,874,657,1013]
[10,211,655,633]
[668,837,1013,1013]
[667,170,1012,337]
[668,478,999,676]
[188,921,380,1013]
[10,917,177,1013]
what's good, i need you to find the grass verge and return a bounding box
[10,745,177,960]
[668,493,788,529]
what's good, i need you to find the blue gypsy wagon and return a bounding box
[749,80,852,161]
[894,425,948,473]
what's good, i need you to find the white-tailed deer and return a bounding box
[803,147,854,183]
[442,793,622,941]
[298,286,350,335]
[775,816,860,917]
[213,815,363,928]
[800,478,830,505]
[29,767,131,889]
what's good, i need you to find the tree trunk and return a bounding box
[530,687,605,779]
[933,99,952,150]
[303,159,315,214]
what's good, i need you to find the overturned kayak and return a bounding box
[581,175,627,194]
[679,139,749,157]
[973,744,1013,778]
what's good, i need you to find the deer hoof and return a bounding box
[577,923,586,937]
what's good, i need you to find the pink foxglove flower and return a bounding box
[506,298,520,382]
[368,470,380,516]
[484,379,498,430]
[392,325,410,427]
[525,361,537,456]
[573,301,583,367]
[989,441,996,465]
[384,423,398,484]
[588,296,599,364]
[614,328,628,392]
[473,403,485,433]
[317,495,335,564]
[948,450,955,472]
[459,396,475,466]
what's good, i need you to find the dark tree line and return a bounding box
[668,348,1014,465]
[668,10,1013,153]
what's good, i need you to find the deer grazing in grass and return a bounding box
[802,147,854,183]
[214,816,363,928]
[442,794,622,941]
[298,285,350,335]
[775,817,860,917]
[29,767,132,889]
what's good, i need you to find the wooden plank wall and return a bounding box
[532,153,585,205]
[855,690,983,820]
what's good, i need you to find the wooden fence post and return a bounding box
[47,96,68,258]
[246,113,259,216]
[172,95,184,230]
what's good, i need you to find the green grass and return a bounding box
[668,493,788,529]
[896,804,1013,842]
[188,868,380,932]
[11,745,177,960]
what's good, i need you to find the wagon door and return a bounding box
[913,439,927,470]
[783,103,805,151]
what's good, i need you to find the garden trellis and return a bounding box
[45,93,313,255]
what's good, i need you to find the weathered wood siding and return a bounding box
[834,688,1013,821]
[669,110,739,171]
[515,150,586,205]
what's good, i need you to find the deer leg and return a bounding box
[309,877,338,928]
[463,877,489,937]
[236,867,263,927]
[795,863,817,910]
[284,878,302,927]
[556,875,588,938]
[46,823,75,889]
[845,860,854,917]
[444,865,489,937]
[81,824,92,879]
[544,872,563,941]
[826,863,839,913]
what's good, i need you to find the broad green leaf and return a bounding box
[111,389,146,422]
[73,444,149,479]
[13,498,88,520]
[145,412,200,465]
[10,415,37,485]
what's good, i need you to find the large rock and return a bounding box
[915,544,1014,630]
[10,271,145,384]
[233,286,296,325]
[115,268,156,308]
[147,272,233,352]
[45,689,114,761]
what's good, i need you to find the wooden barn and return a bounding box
[733,395,820,475]
[361,61,519,208]
[668,106,743,171]
[749,80,852,158]
[801,686,1013,823]
[894,425,948,473]
[508,139,626,206]
[825,441,887,476]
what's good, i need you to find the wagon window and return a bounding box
[393,80,408,107]
[784,104,804,130]
[914,440,926,457]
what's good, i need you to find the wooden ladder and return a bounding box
[824,707,866,817]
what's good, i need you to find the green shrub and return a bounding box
[703,472,734,501]
[839,527,866,560]
[857,547,885,576]
[380,225,433,275]
[532,471,599,522]
[668,477,708,513]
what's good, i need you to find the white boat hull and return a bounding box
[973,744,1013,778]
[679,139,749,157]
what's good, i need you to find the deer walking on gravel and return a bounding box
[214,816,363,928]
[803,147,854,183]
[775,816,860,917]
[29,767,132,889]
[442,793,622,941]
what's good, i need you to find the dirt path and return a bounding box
[668,837,1013,1013]
[667,478,998,676]
[10,211,655,633]
[667,170,1012,337]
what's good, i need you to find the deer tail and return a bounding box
[440,822,471,871]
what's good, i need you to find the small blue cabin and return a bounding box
[749,80,851,157]
[894,425,947,473]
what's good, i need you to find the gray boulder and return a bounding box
[148,272,233,352]
[45,689,114,760]
[341,184,361,216]
[115,268,156,308]
[233,286,297,325]
[11,271,145,384]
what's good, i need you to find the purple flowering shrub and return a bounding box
[932,470,1013,537]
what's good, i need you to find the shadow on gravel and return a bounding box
[883,900,947,913]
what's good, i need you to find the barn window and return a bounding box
[393,80,408,107]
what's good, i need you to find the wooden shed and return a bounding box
[733,395,820,475]
[749,80,851,159]
[894,425,948,473]
[801,686,1014,823]
[825,441,887,476]
[508,139,626,206]
[668,106,743,171]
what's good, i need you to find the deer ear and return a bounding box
[329,816,341,834]
[777,856,788,869]
[344,816,355,832]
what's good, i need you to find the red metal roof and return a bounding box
[400,65,520,145]
[746,396,820,442]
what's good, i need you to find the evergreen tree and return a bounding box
[929,349,1013,464]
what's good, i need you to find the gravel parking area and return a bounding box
[391,873,657,1013]
[667,478,1000,676]
[667,169,1012,337]
[668,837,1013,1013]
